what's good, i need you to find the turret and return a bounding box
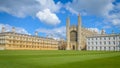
[77,14,81,50]
[101,29,105,35]
[66,16,70,50]
[1,26,5,33]
[35,31,38,36]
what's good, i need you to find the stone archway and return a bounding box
[72,45,75,50]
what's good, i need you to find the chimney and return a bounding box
[35,31,38,36]
[112,30,114,34]
[46,35,49,39]
[1,26,5,33]
[12,27,15,33]
[101,29,105,35]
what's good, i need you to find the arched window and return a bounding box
[70,31,77,42]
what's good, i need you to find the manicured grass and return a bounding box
[0,50,120,68]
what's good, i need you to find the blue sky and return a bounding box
[0,0,120,39]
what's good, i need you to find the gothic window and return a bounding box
[70,31,77,42]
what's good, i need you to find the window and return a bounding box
[20,45,22,48]
[104,41,106,45]
[96,42,97,45]
[70,31,77,42]
[9,45,11,47]
[104,37,106,40]
[113,37,115,40]
[109,41,111,45]
[100,42,102,45]
[92,42,93,45]
[113,41,115,45]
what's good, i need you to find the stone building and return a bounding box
[0,27,58,50]
[66,14,98,50]
[58,39,66,50]
[86,34,120,51]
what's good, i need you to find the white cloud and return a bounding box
[0,24,30,35]
[0,0,61,17]
[87,28,101,34]
[0,0,61,25]
[1,0,120,27]
[0,0,39,17]
[36,0,61,12]
[103,25,111,29]
[66,0,114,16]
[36,26,66,40]
[36,9,60,25]
[111,19,120,25]
[65,0,120,26]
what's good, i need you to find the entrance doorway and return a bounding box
[72,45,75,50]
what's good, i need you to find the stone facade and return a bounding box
[86,34,120,51]
[58,39,66,50]
[0,32,58,50]
[66,14,98,50]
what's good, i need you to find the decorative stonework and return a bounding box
[66,14,98,50]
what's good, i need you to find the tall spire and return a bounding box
[66,16,70,27]
[78,14,81,27]
[66,16,70,50]
[77,14,81,50]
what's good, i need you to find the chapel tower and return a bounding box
[66,14,82,50]
[66,14,97,50]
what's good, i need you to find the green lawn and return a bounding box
[0,50,120,68]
